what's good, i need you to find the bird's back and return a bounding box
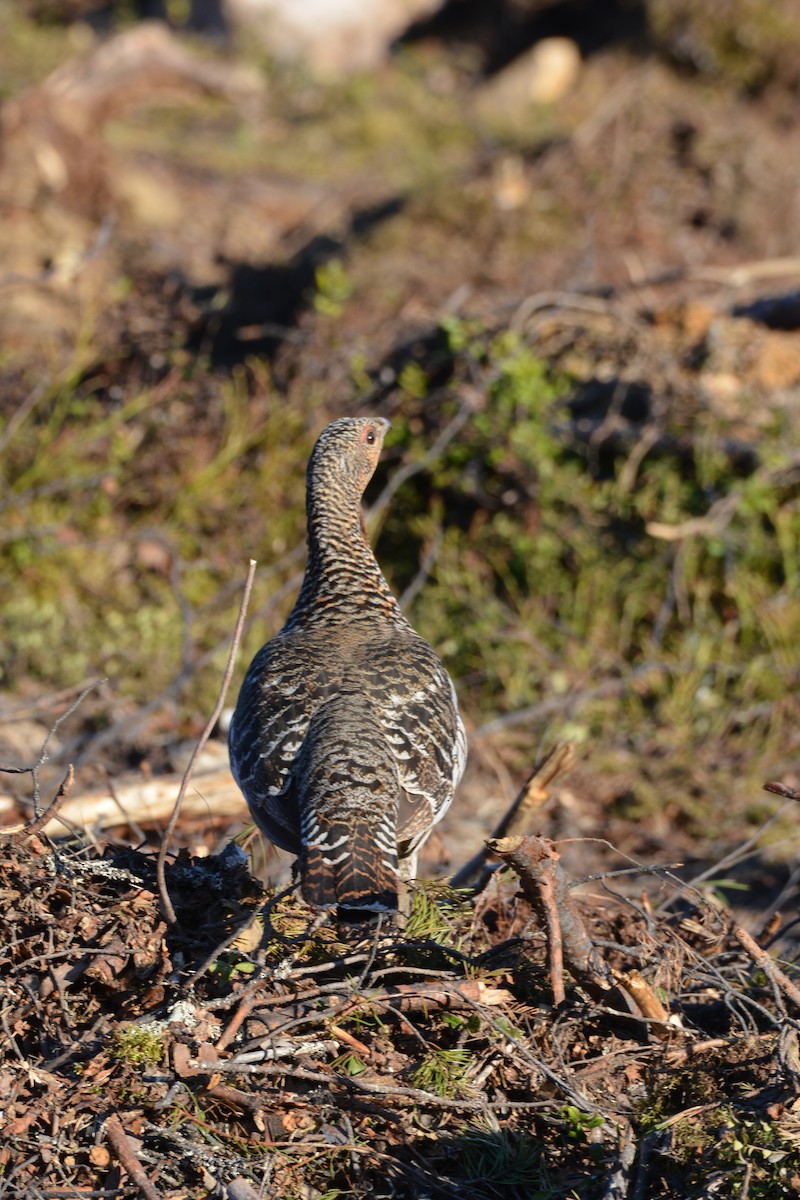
[229,618,464,909]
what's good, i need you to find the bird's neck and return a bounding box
[286,487,405,628]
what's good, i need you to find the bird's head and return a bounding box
[307,416,391,496]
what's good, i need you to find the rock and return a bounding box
[477,37,581,119]
[226,0,443,75]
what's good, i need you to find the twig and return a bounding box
[0,380,49,457]
[645,492,740,541]
[184,907,263,991]
[764,780,800,801]
[215,988,261,1053]
[510,256,800,317]
[692,255,800,287]
[157,559,256,925]
[104,1113,160,1200]
[450,984,599,1112]
[0,764,75,842]
[0,216,115,292]
[731,922,800,1012]
[657,802,795,913]
[602,1119,636,1200]
[190,1058,487,1111]
[0,679,103,816]
[450,743,575,888]
[398,527,444,611]
[537,848,566,1007]
[615,969,677,1039]
[646,457,800,543]
[488,834,614,1001]
[343,979,513,1017]
[630,1130,658,1200]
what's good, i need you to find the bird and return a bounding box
[228,416,467,916]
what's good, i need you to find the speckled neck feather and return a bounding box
[287,417,405,629]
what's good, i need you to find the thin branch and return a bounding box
[488,834,616,1002]
[0,216,116,292]
[657,802,795,913]
[0,380,49,457]
[602,1118,636,1200]
[731,922,800,1012]
[450,743,575,888]
[104,1113,160,1200]
[646,458,800,543]
[157,559,256,925]
[0,764,75,842]
[398,527,444,611]
[450,983,600,1112]
[764,780,800,801]
[189,1058,488,1111]
[0,679,104,816]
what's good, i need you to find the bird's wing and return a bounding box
[229,631,335,853]
[364,633,466,849]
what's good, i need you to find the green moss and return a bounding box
[113,1026,164,1067]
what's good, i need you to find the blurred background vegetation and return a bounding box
[1,0,800,868]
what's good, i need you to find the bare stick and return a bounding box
[105,1113,160,1200]
[764,780,800,801]
[732,922,800,1012]
[188,1058,486,1112]
[615,969,676,1039]
[366,404,473,525]
[0,764,75,841]
[489,834,615,1002]
[450,743,575,888]
[602,1119,636,1200]
[538,849,566,1006]
[0,678,103,816]
[157,559,256,925]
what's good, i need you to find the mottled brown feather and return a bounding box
[229,416,467,913]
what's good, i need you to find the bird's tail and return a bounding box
[295,696,401,915]
[302,815,399,913]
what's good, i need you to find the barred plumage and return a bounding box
[229,416,467,914]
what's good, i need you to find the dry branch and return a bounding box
[0,22,264,217]
[340,979,513,1017]
[764,779,800,801]
[189,1058,488,1112]
[105,1113,160,1200]
[450,743,575,888]
[475,664,667,737]
[614,968,677,1039]
[0,764,74,842]
[488,833,614,1005]
[732,921,800,1012]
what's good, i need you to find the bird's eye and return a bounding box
[365,428,376,445]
